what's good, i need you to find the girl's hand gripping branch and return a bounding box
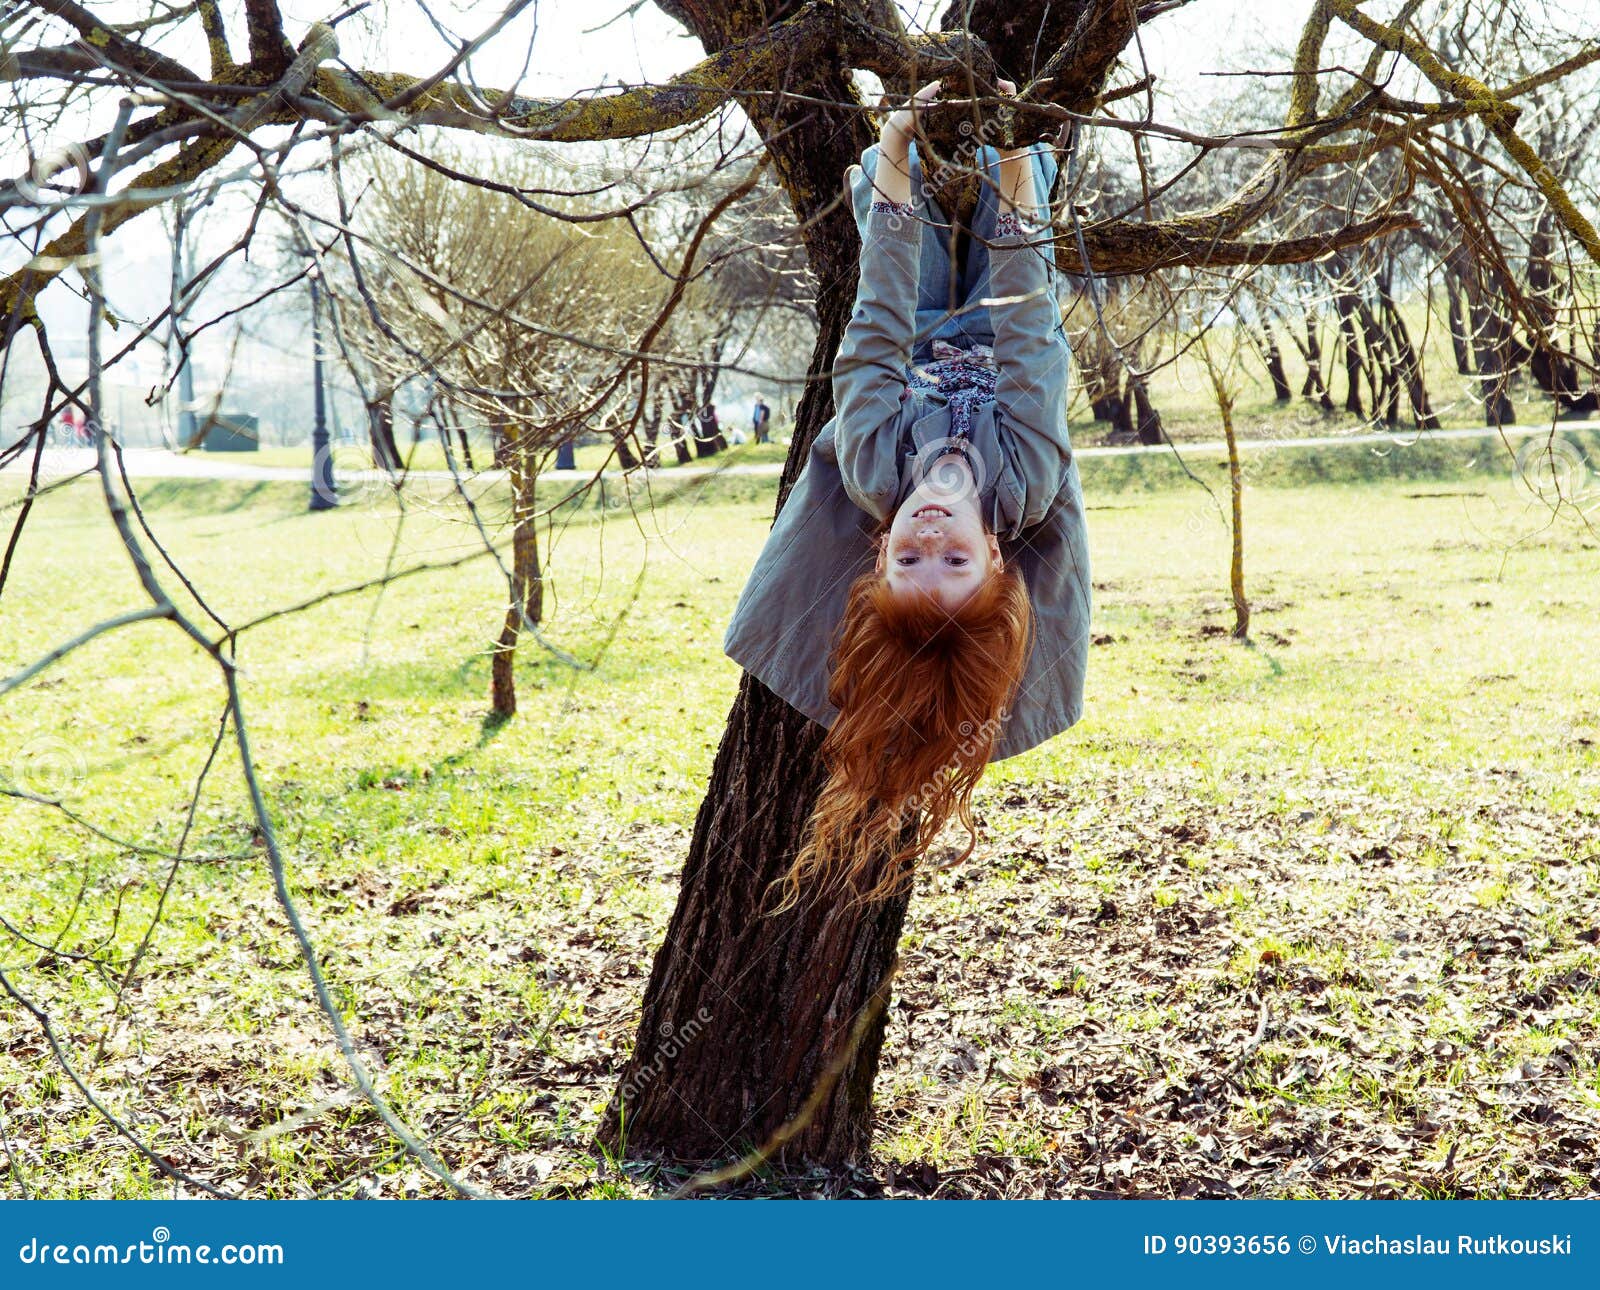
[872,79,944,208]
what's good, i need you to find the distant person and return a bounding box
[61,405,88,445]
[751,395,771,443]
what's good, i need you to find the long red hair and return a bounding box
[770,559,1033,911]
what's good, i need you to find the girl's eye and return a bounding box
[945,555,968,567]
[896,555,919,566]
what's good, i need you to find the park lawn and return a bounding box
[0,433,1596,1198]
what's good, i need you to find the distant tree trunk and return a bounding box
[490,406,512,468]
[1082,348,1124,423]
[1200,342,1249,641]
[612,430,639,470]
[670,386,695,465]
[1258,325,1292,401]
[1443,268,1474,375]
[1466,289,1516,427]
[1524,216,1587,410]
[1335,292,1366,418]
[1111,372,1136,439]
[1130,374,1163,444]
[370,394,402,470]
[489,443,542,717]
[1222,391,1248,640]
[1294,309,1334,409]
[1381,293,1441,431]
[643,386,663,467]
[1356,300,1398,427]
[445,396,477,472]
[693,401,726,457]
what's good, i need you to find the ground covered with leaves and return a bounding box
[2,435,1597,1198]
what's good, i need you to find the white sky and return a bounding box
[278,1,1312,106]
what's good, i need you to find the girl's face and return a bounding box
[876,454,1001,611]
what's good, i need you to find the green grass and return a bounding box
[1,427,1597,1197]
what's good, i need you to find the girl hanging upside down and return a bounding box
[723,81,1093,909]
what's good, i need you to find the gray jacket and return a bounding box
[722,167,1091,762]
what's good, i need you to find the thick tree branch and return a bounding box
[27,0,202,85]
[243,0,292,70]
[1068,210,1421,275]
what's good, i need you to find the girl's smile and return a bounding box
[878,455,1003,611]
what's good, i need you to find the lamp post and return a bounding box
[308,261,338,511]
[170,197,198,449]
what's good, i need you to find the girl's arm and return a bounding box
[988,140,1073,532]
[830,83,940,521]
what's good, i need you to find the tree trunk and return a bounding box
[1443,268,1474,375]
[1220,389,1248,641]
[1130,374,1163,445]
[1524,216,1585,410]
[1298,309,1334,409]
[644,386,663,467]
[1467,292,1515,427]
[693,402,726,457]
[489,446,541,717]
[1335,292,1365,418]
[670,387,695,465]
[370,394,403,470]
[1356,300,1398,428]
[1381,290,1440,431]
[600,245,907,1166]
[613,430,639,470]
[1081,346,1123,423]
[600,672,910,1164]
[1258,325,1291,402]
[1110,371,1136,440]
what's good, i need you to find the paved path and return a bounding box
[6,421,1584,486]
